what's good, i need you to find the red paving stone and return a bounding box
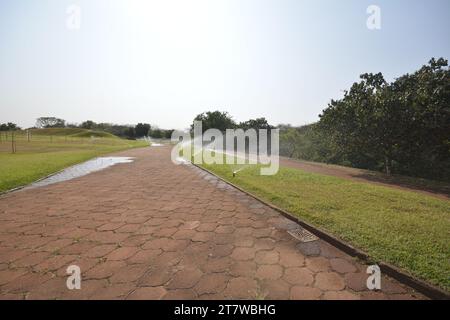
[0,147,425,300]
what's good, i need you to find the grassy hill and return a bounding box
[29,128,118,138]
[0,128,148,192]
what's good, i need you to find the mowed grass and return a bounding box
[0,130,148,192]
[201,162,450,291]
[29,128,117,138]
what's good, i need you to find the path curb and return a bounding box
[193,163,450,300]
[0,166,71,197]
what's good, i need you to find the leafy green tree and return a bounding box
[124,127,136,139]
[81,120,96,129]
[135,123,151,138]
[279,123,335,162]
[7,122,19,130]
[279,126,302,158]
[0,123,20,131]
[164,129,174,139]
[239,118,273,130]
[318,58,450,179]
[387,58,450,178]
[191,111,236,133]
[36,117,66,128]
[150,128,163,139]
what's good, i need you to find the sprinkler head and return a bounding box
[232,171,236,178]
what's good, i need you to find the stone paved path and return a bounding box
[0,147,424,300]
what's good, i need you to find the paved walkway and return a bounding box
[0,147,424,300]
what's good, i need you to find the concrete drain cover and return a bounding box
[288,228,319,243]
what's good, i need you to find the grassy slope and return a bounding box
[0,130,147,192]
[29,128,117,138]
[202,162,450,291]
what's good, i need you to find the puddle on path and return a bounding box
[26,157,134,189]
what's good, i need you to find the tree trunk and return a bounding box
[384,156,391,175]
[290,149,295,158]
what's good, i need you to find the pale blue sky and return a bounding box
[1,0,449,129]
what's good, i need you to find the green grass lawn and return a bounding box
[0,130,148,192]
[201,162,450,291]
[29,127,118,138]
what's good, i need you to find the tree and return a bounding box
[7,122,19,130]
[164,129,174,139]
[150,128,163,139]
[386,58,450,178]
[81,120,96,129]
[239,118,273,130]
[0,123,20,131]
[191,111,236,133]
[124,127,136,139]
[135,123,151,138]
[279,123,334,162]
[317,58,450,179]
[319,72,399,174]
[279,126,302,158]
[36,117,66,128]
[239,118,275,153]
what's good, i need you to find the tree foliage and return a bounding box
[191,111,236,133]
[0,123,20,131]
[77,121,172,140]
[239,118,273,130]
[280,58,450,181]
[80,120,95,130]
[36,117,66,128]
[135,123,151,138]
[191,111,276,134]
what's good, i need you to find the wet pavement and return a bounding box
[0,147,425,300]
[25,157,134,189]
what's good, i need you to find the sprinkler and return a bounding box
[232,167,246,178]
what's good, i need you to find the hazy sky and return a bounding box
[1,0,449,130]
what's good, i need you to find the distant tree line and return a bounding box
[30,117,174,140]
[0,123,20,131]
[79,120,173,140]
[189,111,275,153]
[280,58,450,181]
[191,111,274,133]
